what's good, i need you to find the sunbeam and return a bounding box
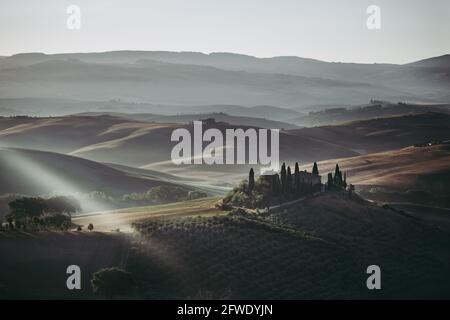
[0,147,111,213]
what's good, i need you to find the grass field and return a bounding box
[72,197,227,232]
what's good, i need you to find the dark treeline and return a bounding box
[223,162,326,209]
[327,164,347,190]
[1,196,80,231]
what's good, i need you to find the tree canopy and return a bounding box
[91,267,135,299]
[312,162,319,175]
[8,197,47,221]
[6,196,80,230]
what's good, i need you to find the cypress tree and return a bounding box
[334,164,340,177]
[334,164,341,186]
[294,162,300,196]
[248,168,255,192]
[312,162,319,175]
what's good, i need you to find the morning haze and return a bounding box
[0,0,449,63]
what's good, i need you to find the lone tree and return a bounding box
[91,267,135,299]
[46,196,80,218]
[248,168,255,192]
[312,162,319,175]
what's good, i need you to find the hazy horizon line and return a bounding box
[2,49,449,66]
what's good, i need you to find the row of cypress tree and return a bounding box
[248,161,322,201]
[326,164,347,190]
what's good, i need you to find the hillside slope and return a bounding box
[0,115,357,172]
[1,113,450,180]
[0,147,178,197]
[289,112,450,155]
[130,191,450,299]
[2,191,449,299]
[306,143,450,187]
[0,147,211,219]
[301,143,450,208]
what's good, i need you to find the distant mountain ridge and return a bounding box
[406,54,450,68]
[290,101,450,127]
[0,51,448,112]
[74,111,300,129]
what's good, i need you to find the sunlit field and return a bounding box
[72,197,228,232]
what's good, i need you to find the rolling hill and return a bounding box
[0,147,218,218]
[1,113,450,181]
[0,98,304,121]
[289,102,450,127]
[406,54,450,68]
[75,111,300,129]
[0,147,176,197]
[290,112,450,155]
[0,58,410,108]
[300,142,450,208]
[307,143,450,187]
[0,115,356,176]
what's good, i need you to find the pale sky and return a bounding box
[0,0,449,64]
